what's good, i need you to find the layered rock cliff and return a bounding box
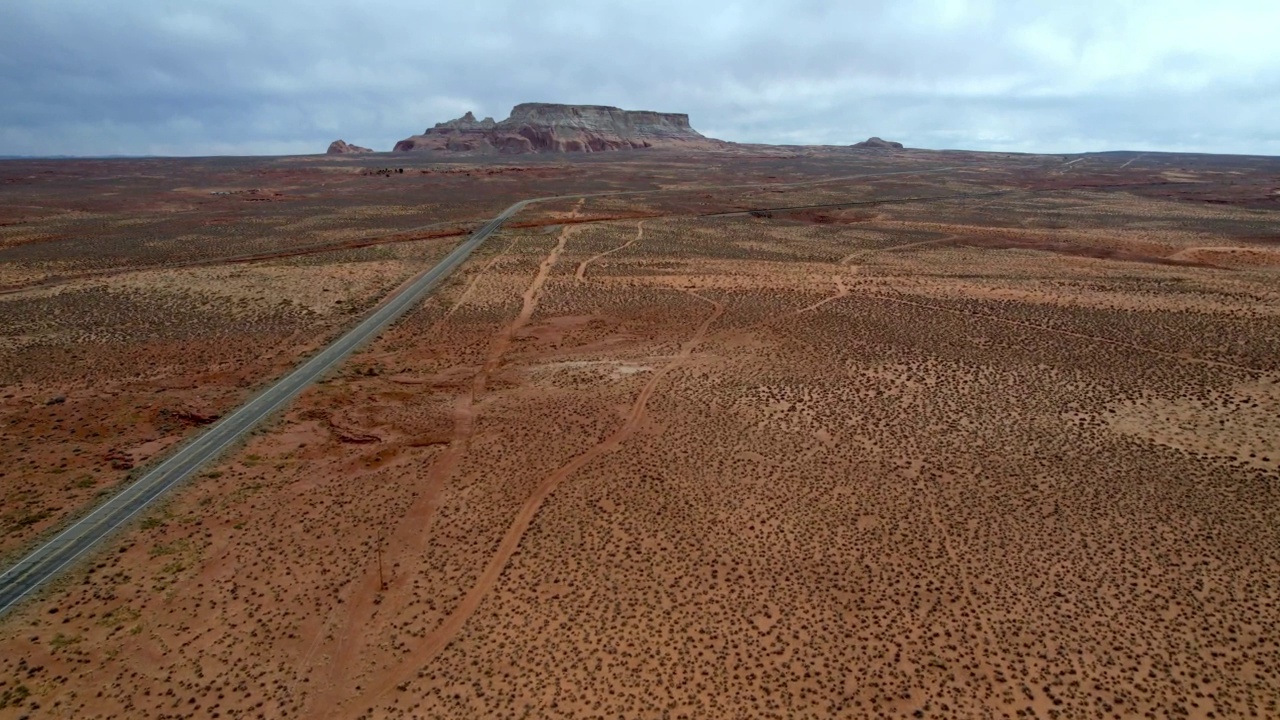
[327,139,373,154]
[394,103,722,154]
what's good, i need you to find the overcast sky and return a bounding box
[2,0,1277,156]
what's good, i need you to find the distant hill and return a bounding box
[851,137,904,150]
[326,140,373,155]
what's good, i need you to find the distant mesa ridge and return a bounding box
[852,136,904,150]
[327,107,906,155]
[393,103,723,154]
[327,139,373,154]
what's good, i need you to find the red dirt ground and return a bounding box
[1,148,1278,719]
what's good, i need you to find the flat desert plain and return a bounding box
[1,150,1279,719]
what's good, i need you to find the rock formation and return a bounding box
[327,139,373,155]
[434,111,498,132]
[852,136,905,150]
[393,103,723,154]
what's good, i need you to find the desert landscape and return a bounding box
[1,144,1279,719]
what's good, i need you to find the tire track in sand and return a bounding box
[771,275,849,321]
[576,220,644,282]
[708,275,847,342]
[840,235,960,265]
[427,237,519,336]
[287,237,519,700]
[313,226,573,716]
[343,289,724,717]
[474,225,571,396]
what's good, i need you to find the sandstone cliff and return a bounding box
[327,139,373,154]
[394,103,723,154]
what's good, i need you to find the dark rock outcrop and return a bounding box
[327,139,373,154]
[852,136,904,150]
[394,103,723,154]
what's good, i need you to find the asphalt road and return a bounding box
[0,163,969,618]
[0,199,531,616]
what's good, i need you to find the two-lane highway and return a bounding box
[0,199,531,616]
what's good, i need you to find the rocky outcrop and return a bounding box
[434,111,497,131]
[327,139,373,154]
[852,137,904,150]
[394,103,723,154]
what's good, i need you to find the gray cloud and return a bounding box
[1,0,1277,156]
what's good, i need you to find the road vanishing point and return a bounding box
[0,164,963,618]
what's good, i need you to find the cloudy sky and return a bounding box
[2,0,1277,156]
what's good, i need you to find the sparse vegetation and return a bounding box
[1,150,1277,719]
[0,683,30,709]
[48,632,82,650]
